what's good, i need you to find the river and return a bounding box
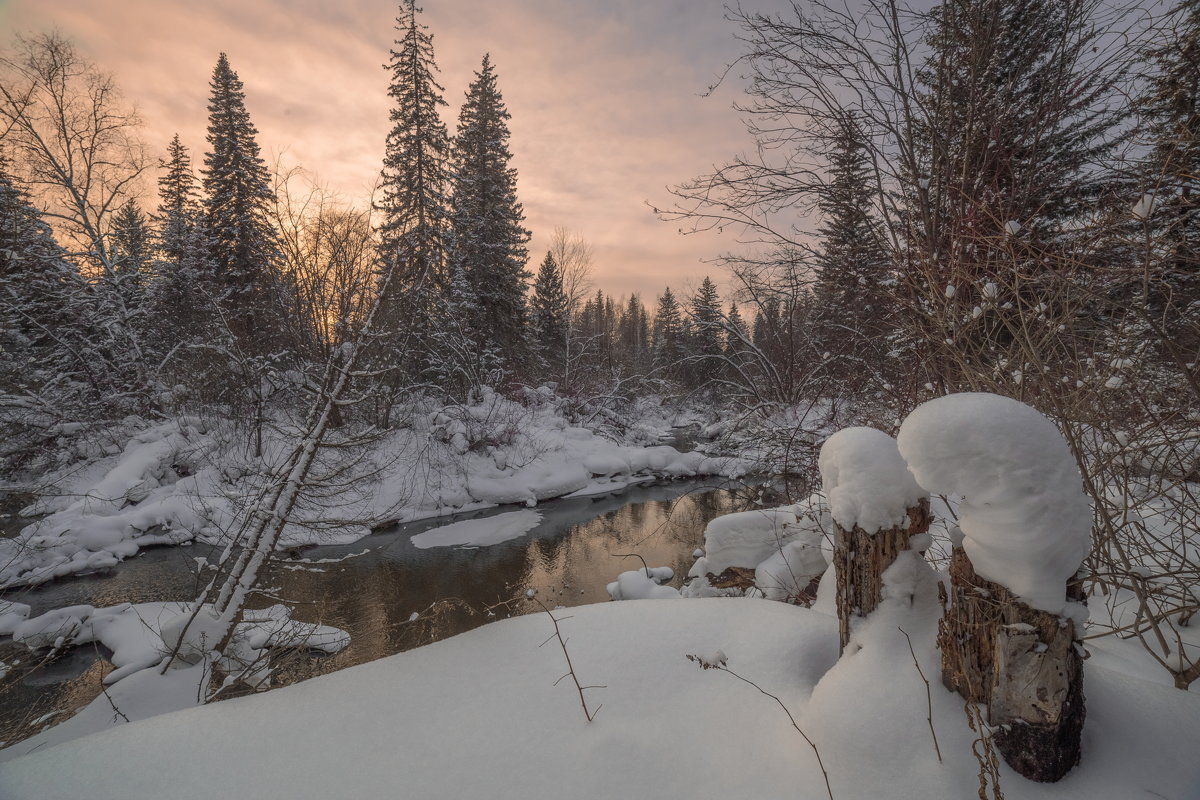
[0,476,786,747]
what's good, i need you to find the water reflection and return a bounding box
[0,477,783,746]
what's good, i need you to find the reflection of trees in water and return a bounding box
[7,481,772,738]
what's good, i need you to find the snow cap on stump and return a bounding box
[819,427,926,534]
[896,393,1090,613]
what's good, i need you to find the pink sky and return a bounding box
[5,0,778,301]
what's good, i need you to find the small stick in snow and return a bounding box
[898,626,941,763]
[686,653,834,800]
[534,598,604,722]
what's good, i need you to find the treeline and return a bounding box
[0,2,727,470]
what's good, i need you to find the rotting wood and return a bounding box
[833,498,932,653]
[939,547,1086,782]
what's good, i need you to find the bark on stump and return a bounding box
[939,547,1086,782]
[834,498,931,653]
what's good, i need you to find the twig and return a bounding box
[898,626,942,763]
[98,680,130,724]
[612,552,652,578]
[534,599,603,722]
[686,653,834,800]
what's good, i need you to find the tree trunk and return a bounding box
[834,498,931,653]
[939,547,1086,782]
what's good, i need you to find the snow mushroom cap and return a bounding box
[819,426,926,535]
[896,393,1091,613]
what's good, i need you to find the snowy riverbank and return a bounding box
[1,596,1196,799]
[0,390,748,588]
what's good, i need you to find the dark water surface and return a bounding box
[0,477,781,746]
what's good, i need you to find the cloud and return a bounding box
[9,0,770,300]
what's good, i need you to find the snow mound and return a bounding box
[701,508,800,575]
[685,495,831,599]
[11,601,350,688]
[755,536,827,602]
[896,393,1091,613]
[0,600,32,635]
[606,567,679,600]
[819,427,926,534]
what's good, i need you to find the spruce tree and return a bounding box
[530,251,569,374]
[902,0,1118,386]
[618,294,650,370]
[653,287,684,377]
[202,52,281,351]
[815,118,888,325]
[148,134,219,367]
[689,277,723,359]
[157,134,198,266]
[726,301,748,356]
[1138,0,1200,325]
[912,0,1114,250]
[379,0,451,314]
[448,54,531,364]
[110,200,151,293]
[0,166,96,407]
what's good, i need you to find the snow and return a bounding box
[0,394,748,589]
[409,509,542,549]
[2,599,1197,800]
[606,567,679,600]
[0,599,31,635]
[684,494,831,599]
[698,507,799,575]
[819,427,926,534]
[1132,193,1157,220]
[896,393,1092,613]
[754,537,827,602]
[9,601,349,689]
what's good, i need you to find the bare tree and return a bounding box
[272,165,379,363]
[0,32,148,274]
[548,225,594,315]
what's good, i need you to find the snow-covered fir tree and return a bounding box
[0,166,97,421]
[653,287,684,378]
[428,258,500,396]
[617,294,651,372]
[686,277,720,383]
[150,134,217,359]
[724,300,751,376]
[448,54,531,366]
[110,199,151,301]
[900,0,1119,387]
[378,0,452,344]
[814,118,888,327]
[911,0,1115,250]
[530,251,570,375]
[202,52,282,352]
[157,134,198,266]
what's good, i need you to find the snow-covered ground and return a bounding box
[4,392,1197,798]
[1,596,1196,800]
[0,390,747,588]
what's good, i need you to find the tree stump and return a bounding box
[834,498,931,653]
[939,547,1086,782]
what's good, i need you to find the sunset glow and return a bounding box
[7,0,762,298]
